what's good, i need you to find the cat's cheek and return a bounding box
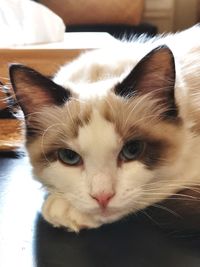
[34,161,97,211]
[36,161,83,192]
[107,162,155,213]
[118,161,154,188]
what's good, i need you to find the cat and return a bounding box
[9,25,200,232]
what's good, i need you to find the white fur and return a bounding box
[38,25,200,231]
[40,109,156,226]
[54,25,200,89]
[40,109,200,229]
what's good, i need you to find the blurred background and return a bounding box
[36,0,199,38]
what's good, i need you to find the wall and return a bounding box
[174,0,198,31]
[143,0,198,32]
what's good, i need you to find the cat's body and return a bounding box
[10,25,200,232]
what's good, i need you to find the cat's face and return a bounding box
[9,46,185,224]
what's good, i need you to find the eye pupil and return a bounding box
[68,150,76,160]
[58,149,82,166]
[120,140,144,161]
[127,144,138,154]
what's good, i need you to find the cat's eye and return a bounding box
[119,140,145,161]
[58,148,82,166]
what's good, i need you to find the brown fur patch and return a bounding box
[28,90,183,171]
[27,100,92,139]
[100,93,183,169]
[114,46,177,119]
[10,65,71,115]
[27,99,92,169]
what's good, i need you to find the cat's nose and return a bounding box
[91,192,115,208]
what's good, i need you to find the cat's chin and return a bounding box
[94,209,129,224]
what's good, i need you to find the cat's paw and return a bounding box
[42,194,100,232]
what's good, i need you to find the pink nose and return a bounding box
[91,192,115,208]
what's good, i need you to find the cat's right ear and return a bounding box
[9,64,71,116]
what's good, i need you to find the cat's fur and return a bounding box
[9,25,200,232]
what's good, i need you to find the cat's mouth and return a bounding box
[101,209,115,217]
[96,208,127,223]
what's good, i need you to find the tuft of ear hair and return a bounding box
[9,64,71,116]
[115,45,178,118]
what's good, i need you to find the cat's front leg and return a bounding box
[42,194,100,232]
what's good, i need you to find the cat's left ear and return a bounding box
[115,45,177,118]
[9,64,71,116]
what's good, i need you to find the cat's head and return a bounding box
[9,46,185,224]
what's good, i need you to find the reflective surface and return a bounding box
[0,153,200,267]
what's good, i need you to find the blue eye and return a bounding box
[119,140,145,161]
[58,149,82,166]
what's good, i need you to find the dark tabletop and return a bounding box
[0,153,200,267]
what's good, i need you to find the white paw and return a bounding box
[42,194,100,232]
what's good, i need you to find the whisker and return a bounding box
[140,180,200,189]
[143,195,200,202]
[140,210,160,225]
[123,94,151,129]
[129,198,181,218]
[104,97,116,119]
[69,97,87,104]
[66,103,77,132]
[151,203,181,218]
[41,122,65,163]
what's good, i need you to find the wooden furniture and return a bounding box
[144,0,198,32]
[39,0,144,26]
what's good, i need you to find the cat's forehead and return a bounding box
[77,109,120,155]
[61,79,118,100]
[35,91,179,143]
